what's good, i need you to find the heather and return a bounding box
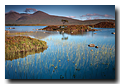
[5,36,48,53]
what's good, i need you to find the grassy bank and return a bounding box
[5,36,48,53]
[5,24,47,26]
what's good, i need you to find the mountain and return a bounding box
[5,12,21,23]
[5,11,115,25]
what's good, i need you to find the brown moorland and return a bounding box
[41,25,98,34]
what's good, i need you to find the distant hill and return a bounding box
[5,11,115,25]
[93,22,115,28]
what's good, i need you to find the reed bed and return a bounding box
[5,31,115,79]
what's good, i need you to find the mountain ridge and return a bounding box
[5,11,115,25]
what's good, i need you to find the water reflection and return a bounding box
[5,26,115,79]
[5,26,47,32]
[5,48,47,61]
[65,31,87,35]
[61,33,68,40]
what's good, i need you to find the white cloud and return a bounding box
[66,16,76,18]
[80,13,114,18]
[87,17,92,20]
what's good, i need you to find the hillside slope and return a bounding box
[5,11,115,25]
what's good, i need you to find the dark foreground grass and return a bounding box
[5,36,48,53]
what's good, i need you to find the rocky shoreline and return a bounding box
[40,25,98,34]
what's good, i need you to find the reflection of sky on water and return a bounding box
[45,28,115,45]
[5,27,115,79]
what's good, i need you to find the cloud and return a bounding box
[102,14,114,18]
[86,13,94,16]
[80,13,99,17]
[81,15,86,17]
[93,13,100,16]
[66,16,76,18]
[87,17,92,20]
[94,17,100,19]
[80,13,114,18]
[24,8,38,12]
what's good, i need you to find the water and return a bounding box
[5,26,47,32]
[5,26,115,79]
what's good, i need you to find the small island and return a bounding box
[41,25,98,34]
[5,36,48,53]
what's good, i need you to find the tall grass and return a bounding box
[5,34,115,79]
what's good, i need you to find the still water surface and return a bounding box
[5,26,115,79]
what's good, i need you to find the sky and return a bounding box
[5,5,115,20]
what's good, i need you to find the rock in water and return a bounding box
[12,27,15,29]
[88,44,95,47]
[111,32,115,34]
[91,50,93,51]
[95,46,99,48]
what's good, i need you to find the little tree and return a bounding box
[61,19,68,25]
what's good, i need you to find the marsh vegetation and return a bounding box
[5,26,115,79]
[5,36,47,53]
